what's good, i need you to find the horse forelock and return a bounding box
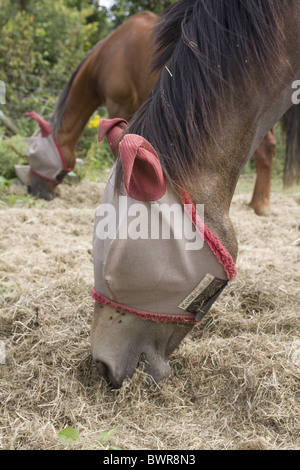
[115,0,288,197]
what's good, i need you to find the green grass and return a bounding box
[0,190,47,207]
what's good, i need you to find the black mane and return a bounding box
[116,0,287,195]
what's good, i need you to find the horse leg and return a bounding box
[249,126,276,216]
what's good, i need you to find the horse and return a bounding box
[90,0,300,388]
[25,12,158,200]
[24,11,299,215]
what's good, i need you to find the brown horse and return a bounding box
[25,11,298,214]
[91,0,300,387]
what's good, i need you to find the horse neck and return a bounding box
[55,51,104,168]
[54,12,158,170]
[191,78,300,262]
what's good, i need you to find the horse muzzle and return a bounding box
[91,303,192,387]
[27,173,54,201]
[93,354,171,388]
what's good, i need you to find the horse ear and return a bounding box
[24,112,52,138]
[98,118,128,157]
[119,134,166,201]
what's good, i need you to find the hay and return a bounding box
[0,182,299,450]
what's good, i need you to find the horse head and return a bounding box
[91,119,236,387]
[24,112,71,200]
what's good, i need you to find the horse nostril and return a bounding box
[94,359,125,388]
[94,359,120,386]
[94,359,110,379]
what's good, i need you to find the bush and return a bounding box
[0,0,108,128]
[0,134,28,179]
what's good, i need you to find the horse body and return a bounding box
[28,12,158,199]
[55,11,158,156]
[91,0,300,387]
[27,11,158,199]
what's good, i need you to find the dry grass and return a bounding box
[0,181,299,450]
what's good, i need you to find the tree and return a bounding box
[110,0,177,26]
[0,0,111,133]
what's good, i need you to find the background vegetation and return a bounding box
[0,0,177,191]
[0,0,288,201]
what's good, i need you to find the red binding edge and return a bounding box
[92,287,199,325]
[180,190,237,281]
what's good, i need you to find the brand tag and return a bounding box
[178,273,227,320]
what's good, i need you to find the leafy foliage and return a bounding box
[58,427,80,444]
[57,426,122,449]
[110,0,177,26]
[0,0,109,130]
[0,134,28,178]
[0,0,115,185]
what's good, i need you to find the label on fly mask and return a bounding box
[178,273,227,317]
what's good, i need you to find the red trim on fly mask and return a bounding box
[92,288,198,325]
[24,112,72,183]
[29,167,59,183]
[24,112,52,137]
[98,118,128,157]
[180,190,237,281]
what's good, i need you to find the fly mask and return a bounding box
[24,112,71,183]
[92,119,237,325]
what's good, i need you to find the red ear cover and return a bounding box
[24,112,52,137]
[98,118,128,157]
[119,134,166,202]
